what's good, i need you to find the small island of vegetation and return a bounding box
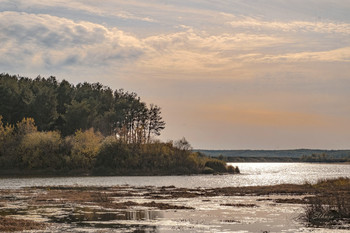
[0,73,239,176]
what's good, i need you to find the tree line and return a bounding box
[0,73,239,175]
[300,153,350,163]
[0,73,165,142]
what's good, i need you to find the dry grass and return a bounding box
[220,203,257,208]
[312,177,350,192]
[141,201,194,210]
[300,194,350,227]
[211,183,315,196]
[26,187,193,210]
[299,178,350,227]
[0,216,46,232]
[32,189,98,204]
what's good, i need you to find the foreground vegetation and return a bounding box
[0,178,349,231]
[301,178,350,227]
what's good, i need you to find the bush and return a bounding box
[15,118,37,137]
[19,131,62,169]
[227,165,240,174]
[204,159,227,173]
[95,137,135,171]
[0,117,16,168]
[203,167,215,174]
[69,128,103,169]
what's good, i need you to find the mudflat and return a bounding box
[0,178,349,232]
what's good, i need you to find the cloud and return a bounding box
[2,0,157,23]
[138,29,287,76]
[239,47,350,63]
[1,10,348,81]
[228,16,350,34]
[0,11,145,71]
[144,29,282,52]
[1,3,350,81]
[0,11,287,77]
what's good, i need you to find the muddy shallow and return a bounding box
[0,185,349,232]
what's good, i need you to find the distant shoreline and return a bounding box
[197,149,350,163]
[226,157,350,163]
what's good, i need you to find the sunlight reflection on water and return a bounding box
[1,163,350,189]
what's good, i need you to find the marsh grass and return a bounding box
[220,203,257,208]
[299,178,350,228]
[0,216,46,232]
[25,187,194,210]
[94,192,112,203]
[300,194,350,227]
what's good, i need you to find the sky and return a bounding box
[1,0,350,149]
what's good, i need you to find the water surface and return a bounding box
[1,163,349,189]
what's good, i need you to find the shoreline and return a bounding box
[1,161,350,178]
[0,170,238,179]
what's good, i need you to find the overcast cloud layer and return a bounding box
[1,0,350,149]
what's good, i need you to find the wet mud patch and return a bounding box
[49,208,161,223]
[221,203,258,208]
[257,196,311,204]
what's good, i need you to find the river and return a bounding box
[1,163,350,189]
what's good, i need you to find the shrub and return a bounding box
[227,165,240,174]
[301,194,350,227]
[203,166,215,174]
[16,118,37,136]
[0,116,16,168]
[95,137,135,171]
[19,131,62,169]
[204,159,227,173]
[69,128,103,169]
[300,178,350,227]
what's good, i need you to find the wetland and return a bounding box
[1,180,349,232]
[1,163,350,232]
